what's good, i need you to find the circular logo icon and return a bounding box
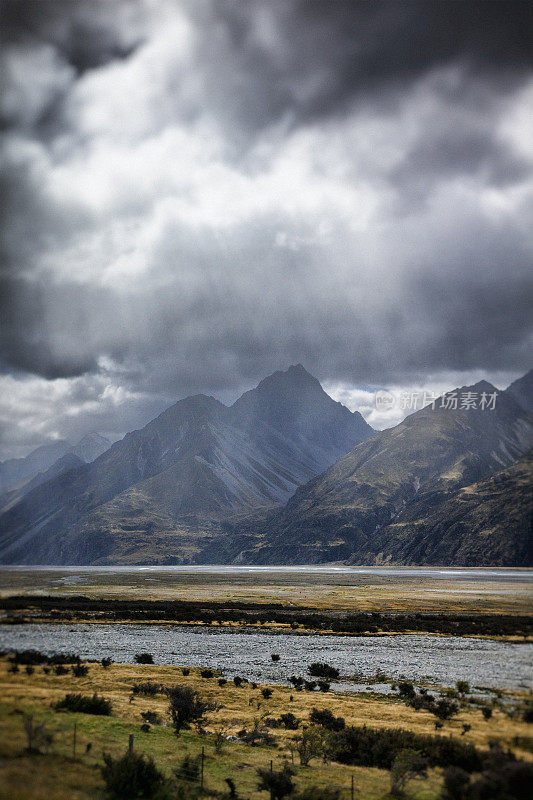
[374,389,395,410]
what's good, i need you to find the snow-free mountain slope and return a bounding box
[0,366,373,564]
[227,380,533,565]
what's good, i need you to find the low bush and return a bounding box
[101,657,113,669]
[53,692,112,716]
[131,681,161,696]
[390,748,428,797]
[309,708,345,731]
[54,665,69,676]
[134,653,154,664]
[308,663,340,680]
[25,665,34,675]
[238,722,276,746]
[141,711,161,725]
[328,725,482,772]
[167,685,218,737]
[233,676,243,687]
[257,763,294,800]
[271,654,280,662]
[101,750,166,799]
[482,706,493,721]
[261,688,273,699]
[317,681,330,693]
[397,681,416,699]
[218,678,227,687]
[10,649,81,666]
[279,713,299,730]
[71,663,89,677]
[200,669,214,679]
[181,668,190,676]
[441,749,531,800]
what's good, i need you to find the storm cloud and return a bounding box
[1,0,532,456]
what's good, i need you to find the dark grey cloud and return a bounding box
[0,0,143,75]
[0,0,532,457]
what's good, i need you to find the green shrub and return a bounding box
[390,748,428,797]
[71,663,89,677]
[167,685,217,737]
[53,692,112,716]
[309,708,345,731]
[432,699,460,721]
[279,713,299,730]
[134,653,154,664]
[132,682,161,696]
[257,763,294,800]
[441,757,532,800]
[328,725,482,771]
[308,663,340,680]
[397,681,416,699]
[482,706,493,721]
[141,711,161,725]
[101,750,166,798]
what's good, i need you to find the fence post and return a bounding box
[128,734,134,754]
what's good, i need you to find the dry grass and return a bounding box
[0,657,531,800]
[1,568,531,615]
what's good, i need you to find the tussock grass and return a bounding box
[0,657,530,800]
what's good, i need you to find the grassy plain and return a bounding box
[0,658,531,800]
[1,567,532,614]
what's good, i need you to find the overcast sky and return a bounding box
[1,0,532,458]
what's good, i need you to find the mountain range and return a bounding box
[0,366,531,566]
[0,433,111,513]
[0,365,372,564]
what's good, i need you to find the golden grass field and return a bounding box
[1,567,532,614]
[0,658,531,800]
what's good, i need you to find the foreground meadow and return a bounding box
[0,655,531,800]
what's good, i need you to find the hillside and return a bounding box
[217,381,533,565]
[0,366,372,564]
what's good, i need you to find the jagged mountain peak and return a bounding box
[233,364,324,409]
